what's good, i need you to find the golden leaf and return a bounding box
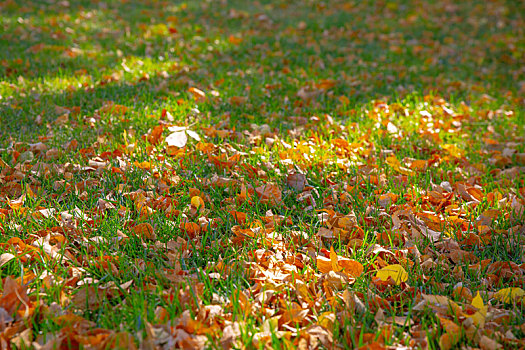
[376,264,408,285]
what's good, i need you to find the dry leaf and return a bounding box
[133,223,156,240]
[376,264,408,285]
[287,172,307,191]
[0,253,16,267]
[166,131,188,148]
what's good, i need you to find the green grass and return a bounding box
[1,0,524,348]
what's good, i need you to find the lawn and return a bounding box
[0,0,524,349]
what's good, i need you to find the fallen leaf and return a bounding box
[166,131,188,148]
[493,287,525,303]
[191,196,205,209]
[479,335,502,350]
[329,246,343,273]
[0,253,16,267]
[287,172,307,192]
[133,223,156,240]
[188,87,206,102]
[376,264,408,285]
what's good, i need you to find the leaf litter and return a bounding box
[0,0,524,349]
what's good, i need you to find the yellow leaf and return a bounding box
[442,144,464,158]
[191,196,205,209]
[468,291,487,327]
[471,291,484,310]
[376,264,408,285]
[470,311,485,328]
[385,156,415,176]
[318,312,336,329]
[493,287,525,303]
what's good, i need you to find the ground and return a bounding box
[0,0,524,349]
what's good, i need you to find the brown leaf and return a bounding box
[287,172,307,191]
[303,325,333,348]
[221,322,242,349]
[255,183,283,206]
[72,285,108,310]
[449,249,479,264]
[479,335,502,350]
[0,277,34,319]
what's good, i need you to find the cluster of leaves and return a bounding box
[0,0,524,349]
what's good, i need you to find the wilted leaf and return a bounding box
[329,246,343,273]
[180,222,201,237]
[442,144,463,158]
[339,259,364,278]
[148,125,164,145]
[317,256,332,274]
[255,183,283,206]
[385,156,414,176]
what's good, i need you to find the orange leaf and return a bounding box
[134,161,151,170]
[188,87,206,102]
[339,259,364,278]
[229,96,247,105]
[133,223,156,240]
[228,211,247,225]
[147,125,164,145]
[180,222,201,237]
[228,35,243,45]
[330,246,343,273]
[316,256,332,274]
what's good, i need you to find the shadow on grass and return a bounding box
[1,0,523,143]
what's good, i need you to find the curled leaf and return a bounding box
[0,253,16,267]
